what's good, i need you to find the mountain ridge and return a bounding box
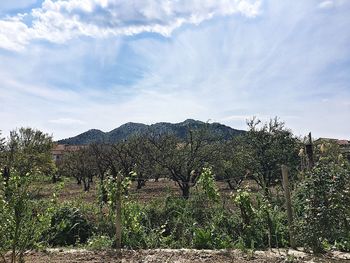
[57,119,246,145]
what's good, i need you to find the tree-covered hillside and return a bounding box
[57,119,245,145]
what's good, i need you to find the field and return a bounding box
[36,177,249,203]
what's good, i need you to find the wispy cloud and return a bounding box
[318,1,334,9]
[0,0,349,140]
[317,0,347,9]
[49,118,85,125]
[0,0,261,51]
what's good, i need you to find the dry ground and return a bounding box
[7,248,350,263]
[35,177,261,204]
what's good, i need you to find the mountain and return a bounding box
[57,119,246,145]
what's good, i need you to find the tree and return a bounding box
[213,137,253,190]
[146,128,215,199]
[0,129,53,263]
[126,136,166,189]
[59,147,96,191]
[1,128,55,181]
[0,131,5,173]
[244,118,299,197]
[90,143,110,202]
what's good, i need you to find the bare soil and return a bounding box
[35,178,260,204]
[11,248,350,263]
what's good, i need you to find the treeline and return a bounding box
[58,118,300,200]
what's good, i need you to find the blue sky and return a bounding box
[0,0,349,140]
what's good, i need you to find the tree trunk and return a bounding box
[137,178,145,189]
[227,179,235,190]
[52,173,57,183]
[76,177,82,185]
[181,182,190,199]
[83,178,90,191]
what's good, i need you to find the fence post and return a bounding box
[281,165,296,249]
[115,172,122,255]
[305,132,314,170]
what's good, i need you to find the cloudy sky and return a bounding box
[0,0,349,140]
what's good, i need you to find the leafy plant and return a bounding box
[196,167,220,202]
[47,206,93,246]
[294,151,350,252]
[87,235,113,250]
[0,173,51,263]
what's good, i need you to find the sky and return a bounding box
[0,0,349,140]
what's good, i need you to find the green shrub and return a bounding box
[0,173,52,262]
[294,154,350,252]
[48,206,93,246]
[232,189,289,249]
[196,167,220,202]
[87,235,113,250]
[192,227,212,249]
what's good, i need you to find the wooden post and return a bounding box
[305,132,314,170]
[281,165,296,249]
[115,172,122,255]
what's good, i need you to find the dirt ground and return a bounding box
[36,177,260,204]
[9,248,350,263]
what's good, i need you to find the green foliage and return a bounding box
[5,128,55,178]
[192,228,212,249]
[122,201,148,248]
[213,136,252,190]
[245,118,300,193]
[0,172,52,262]
[294,152,350,252]
[87,235,113,250]
[47,206,93,246]
[196,167,220,201]
[232,189,289,249]
[2,123,350,255]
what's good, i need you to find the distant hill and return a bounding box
[57,119,246,145]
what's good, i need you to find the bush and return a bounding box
[0,173,52,262]
[294,154,350,252]
[48,206,93,246]
[87,235,113,250]
[232,189,289,249]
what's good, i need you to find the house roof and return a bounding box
[52,144,86,155]
[316,138,349,145]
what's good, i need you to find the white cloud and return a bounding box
[0,17,30,51]
[318,0,349,9]
[1,77,80,102]
[318,1,334,9]
[0,0,350,140]
[49,118,85,125]
[0,0,261,51]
